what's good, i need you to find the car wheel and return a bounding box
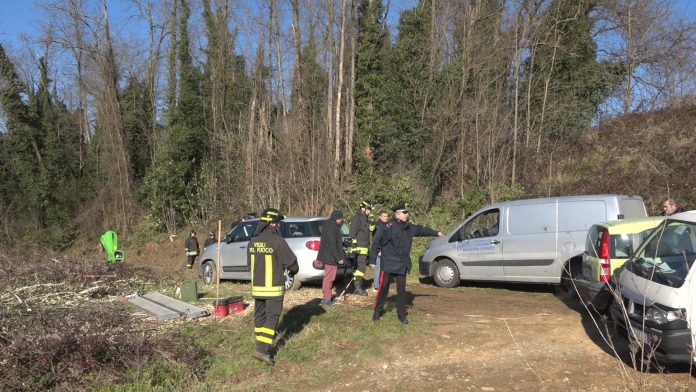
[433,259,460,288]
[284,270,301,291]
[202,261,216,285]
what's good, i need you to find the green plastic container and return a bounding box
[180,280,198,302]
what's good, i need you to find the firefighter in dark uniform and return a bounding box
[373,203,443,324]
[249,208,298,365]
[184,231,200,269]
[349,200,373,295]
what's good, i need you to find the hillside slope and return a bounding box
[539,105,696,214]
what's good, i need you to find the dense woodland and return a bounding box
[1,0,696,248]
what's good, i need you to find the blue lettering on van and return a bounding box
[458,240,495,254]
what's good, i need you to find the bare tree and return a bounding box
[130,0,170,167]
[40,0,91,170]
[595,0,696,113]
[334,0,347,180]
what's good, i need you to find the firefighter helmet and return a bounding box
[359,200,373,209]
[260,208,285,223]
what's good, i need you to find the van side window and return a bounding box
[460,209,500,239]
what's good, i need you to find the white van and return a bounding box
[611,211,696,366]
[420,195,647,288]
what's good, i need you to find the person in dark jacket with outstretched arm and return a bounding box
[373,203,443,324]
[317,210,346,306]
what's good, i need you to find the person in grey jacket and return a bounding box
[373,203,443,324]
[317,210,345,306]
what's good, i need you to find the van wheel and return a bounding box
[558,258,581,298]
[433,259,460,288]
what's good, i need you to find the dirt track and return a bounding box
[128,238,694,391]
[334,280,695,392]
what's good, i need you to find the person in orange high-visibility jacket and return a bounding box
[249,208,298,366]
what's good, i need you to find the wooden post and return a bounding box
[216,220,221,306]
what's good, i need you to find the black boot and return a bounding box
[354,277,367,296]
[253,351,275,365]
[372,309,383,322]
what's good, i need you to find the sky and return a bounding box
[2,0,696,56]
[2,0,695,48]
[0,0,419,50]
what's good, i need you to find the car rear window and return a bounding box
[281,221,323,237]
[610,229,655,258]
[586,225,655,259]
[229,219,350,240]
[280,220,349,238]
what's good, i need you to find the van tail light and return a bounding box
[312,260,324,269]
[306,240,321,251]
[599,230,611,282]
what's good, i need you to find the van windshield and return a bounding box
[629,221,696,288]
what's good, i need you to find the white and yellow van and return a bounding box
[575,216,664,310]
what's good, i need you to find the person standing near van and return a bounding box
[349,200,373,296]
[184,231,199,269]
[317,210,346,306]
[204,231,217,248]
[249,208,298,366]
[373,203,443,324]
[370,210,390,291]
[662,198,685,216]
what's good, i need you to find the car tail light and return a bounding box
[599,230,611,282]
[306,240,320,251]
[312,260,324,269]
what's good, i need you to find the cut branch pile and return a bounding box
[0,252,210,391]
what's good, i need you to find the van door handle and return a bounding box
[239,245,246,248]
[490,240,500,245]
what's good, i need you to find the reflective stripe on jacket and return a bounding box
[185,236,199,255]
[249,224,298,298]
[349,209,370,247]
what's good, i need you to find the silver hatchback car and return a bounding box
[197,216,352,290]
